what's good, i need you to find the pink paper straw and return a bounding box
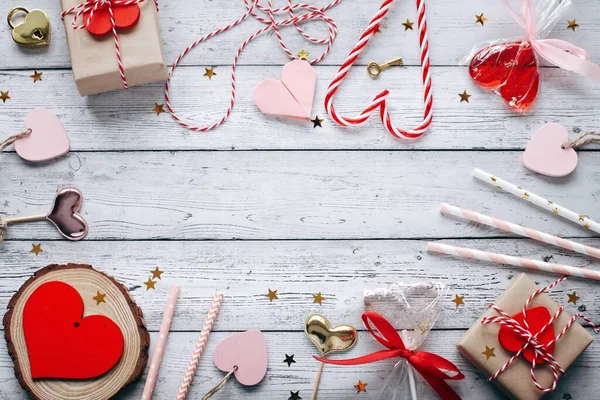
[426,242,600,281]
[440,203,600,260]
[176,292,224,400]
[142,285,180,400]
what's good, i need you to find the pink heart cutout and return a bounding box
[254,60,317,120]
[15,108,69,162]
[523,123,578,177]
[213,329,268,386]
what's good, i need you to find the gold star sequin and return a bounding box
[93,291,106,305]
[297,49,310,61]
[144,278,157,290]
[553,208,559,215]
[0,91,10,103]
[266,288,279,302]
[402,19,414,31]
[30,71,43,83]
[311,115,324,128]
[579,215,585,221]
[452,294,464,307]
[491,177,497,182]
[482,345,496,360]
[151,267,164,280]
[584,223,591,229]
[354,380,367,393]
[312,292,325,305]
[459,90,472,103]
[374,26,381,35]
[204,67,216,80]
[548,200,554,205]
[522,192,530,200]
[414,320,431,334]
[568,19,579,31]
[30,243,43,256]
[567,291,580,305]
[152,103,165,115]
[476,13,488,26]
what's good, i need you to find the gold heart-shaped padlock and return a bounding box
[304,314,358,356]
[8,7,51,47]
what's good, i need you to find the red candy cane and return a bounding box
[325,0,433,140]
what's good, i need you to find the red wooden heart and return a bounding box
[469,41,540,112]
[23,281,124,379]
[498,306,555,365]
[84,2,141,37]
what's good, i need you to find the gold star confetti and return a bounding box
[374,26,382,34]
[204,67,216,80]
[452,294,464,307]
[522,192,530,200]
[0,91,10,103]
[553,208,559,214]
[289,391,302,400]
[313,292,325,305]
[491,176,497,182]
[476,13,488,25]
[284,354,296,367]
[311,115,324,128]
[567,291,580,304]
[93,291,107,305]
[30,71,43,83]
[30,243,43,256]
[354,380,368,393]
[567,19,579,31]
[579,215,585,221]
[297,49,310,61]
[414,320,431,334]
[152,103,165,115]
[144,278,157,290]
[584,223,591,229]
[482,345,496,360]
[266,288,279,302]
[459,90,472,103]
[402,19,415,31]
[548,200,554,205]
[151,266,164,280]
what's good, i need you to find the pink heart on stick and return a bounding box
[213,329,268,386]
[15,108,69,162]
[523,123,578,177]
[254,60,317,120]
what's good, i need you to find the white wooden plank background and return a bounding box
[1,0,599,398]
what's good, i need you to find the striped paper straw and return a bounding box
[176,292,224,400]
[473,168,600,235]
[142,285,180,400]
[426,242,600,281]
[440,203,600,260]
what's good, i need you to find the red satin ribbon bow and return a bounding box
[314,311,464,400]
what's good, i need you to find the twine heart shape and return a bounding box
[84,2,141,36]
[498,306,555,364]
[213,330,268,386]
[304,314,358,356]
[11,10,51,46]
[254,60,317,120]
[470,41,540,112]
[46,187,89,241]
[15,108,70,163]
[523,123,578,177]
[23,281,124,379]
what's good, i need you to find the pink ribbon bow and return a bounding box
[502,0,600,80]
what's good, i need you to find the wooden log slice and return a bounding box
[3,263,149,400]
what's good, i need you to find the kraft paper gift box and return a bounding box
[61,0,168,96]
[457,274,593,400]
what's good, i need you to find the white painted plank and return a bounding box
[1,239,598,331]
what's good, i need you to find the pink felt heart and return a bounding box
[523,123,578,177]
[213,329,268,386]
[15,108,69,163]
[254,60,317,120]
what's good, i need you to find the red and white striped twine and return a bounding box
[61,0,160,89]
[482,277,600,393]
[325,0,433,140]
[165,0,342,131]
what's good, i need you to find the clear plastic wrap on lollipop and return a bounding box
[461,0,600,113]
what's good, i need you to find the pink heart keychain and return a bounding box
[522,123,578,177]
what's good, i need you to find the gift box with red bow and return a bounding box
[457,274,596,400]
[61,0,168,96]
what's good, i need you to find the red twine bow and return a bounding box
[61,0,159,89]
[314,311,464,400]
[482,277,600,393]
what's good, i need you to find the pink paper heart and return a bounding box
[15,108,69,162]
[523,123,578,177]
[213,329,268,386]
[254,60,317,120]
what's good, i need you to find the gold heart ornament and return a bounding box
[8,8,51,47]
[304,314,358,356]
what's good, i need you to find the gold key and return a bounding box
[367,57,404,78]
[8,7,51,47]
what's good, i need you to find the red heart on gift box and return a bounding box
[469,41,540,112]
[498,306,555,364]
[23,281,124,379]
[84,1,141,37]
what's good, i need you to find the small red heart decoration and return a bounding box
[469,41,540,112]
[498,306,555,364]
[23,281,124,379]
[84,2,141,37]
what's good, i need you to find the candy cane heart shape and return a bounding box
[325,0,433,140]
